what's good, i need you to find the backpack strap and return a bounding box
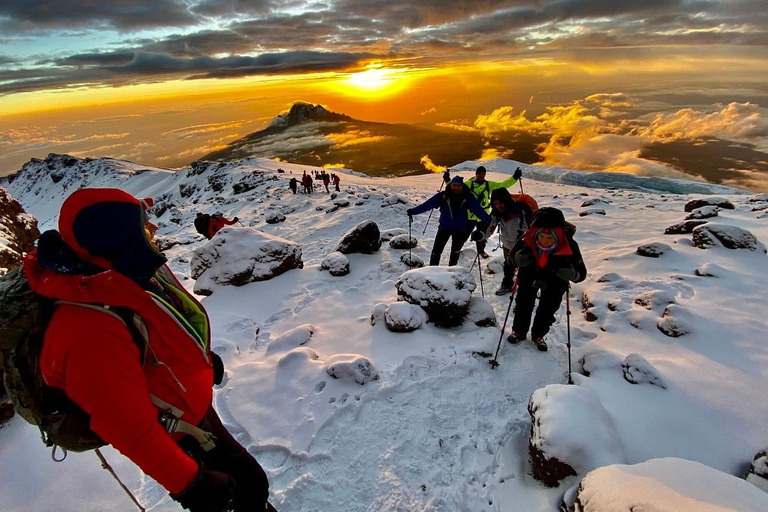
[150,395,217,451]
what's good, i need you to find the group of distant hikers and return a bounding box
[0,164,584,512]
[408,166,586,351]
[289,170,341,195]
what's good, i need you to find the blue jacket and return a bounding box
[411,186,489,231]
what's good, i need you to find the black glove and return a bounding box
[513,251,534,267]
[555,265,577,282]
[233,217,239,223]
[172,466,236,512]
[406,208,414,217]
[513,167,522,180]
[211,351,225,386]
[470,230,485,242]
[443,170,451,184]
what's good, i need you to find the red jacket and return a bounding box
[207,216,236,238]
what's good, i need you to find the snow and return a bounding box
[685,205,719,219]
[384,302,426,332]
[2,154,768,511]
[320,251,350,276]
[576,458,768,512]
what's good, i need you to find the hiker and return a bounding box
[322,172,331,193]
[481,188,535,295]
[208,211,238,238]
[289,177,298,195]
[407,176,489,266]
[22,188,275,511]
[301,171,309,193]
[506,207,586,351]
[307,175,314,193]
[466,165,522,258]
[332,174,340,192]
[194,212,212,239]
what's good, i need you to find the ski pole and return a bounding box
[490,270,519,368]
[566,284,573,385]
[95,448,146,512]
[408,215,413,262]
[422,180,446,235]
[477,255,484,298]
[518,173,524,195]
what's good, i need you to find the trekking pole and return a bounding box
[518,173,524,195]
[566,284,573,385]
[490,271,519,368]
[95,448,146,512]
[422,180,446,235]
[477,255,484,298]
[408,215,413,262]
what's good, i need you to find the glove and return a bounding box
[172,466,236,512]
[513,167,522,180]
[233,217,239,222]
[470,230,485,242]
[443,170,451,184]
[406,208,414,217]
[513,251,534,267]
[555,266,577,282]
[211,351,225,386]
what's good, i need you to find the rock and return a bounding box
[190,227,303,295]
[380,194,408,207]
[395,266,476,328]
[685,205,719,220]
[267,324,315,353]
[579,209,605,217]
[466,297,497,327]
[636,242,671,258]
[596,273,623,283]
[321,252,350,276]
[325,206,339,214]
[370,302,388,326]
[581,198,610,207]
[633,290,675,310]
[336,220,382,254]
[664,220,708,234]
[528,384,624,487]
[578,349,622,377]
[154,233,199,251]
[692,224,766,252]
[316,206,323,211]
[749,194,768,203]
[657,304,691,337]
[325,354,380,385]
[380,228,407,241]
[695,262,725,277]
[333,199,350,208]
[389,234,417,249]
[747,447,768,493]
[684,197,735,212]
[0,189,40,275]
[330,192,338,199]
[622,354,667,388]
[400,252,425,268]
[577,458,768,511]
[485,256,504,275]
[384,302,427,332]
[265,211,286,224]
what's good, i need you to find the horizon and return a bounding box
[1,1,768,190]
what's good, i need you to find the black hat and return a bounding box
[532,207,566,229]
[476,166,487,174]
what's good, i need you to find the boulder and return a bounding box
[336,220,382,254]
[265,211,286,224]
[384,302,427,332]
[333,199,350,208]
[684,197,735,212]
[576,458,768,512]
[389,234,417,249]
[370,302,388,326]
[636,242,671,258]
[400,252,425,268]
[581,198,610,207]
[267,324,315,354]
[657,304,691,337]
[695,262,725,277]
[0,188,40,275]
[395,266,476,327]
[484,256,504,275]
[325,354,380,385]
[747,447,768,494]
[190,227,303,295]
[578,349,622,377]
[749,193,768,203]
[466,297,497,327]
[692,224,766,252]
[579,208,606,217]
[380,228,407,241]
[622,353,667,389]
[528,384,624,487]
[685,205,719,220]
[664,220,708,234]
[321,252,350,276]
[380,194,408,207]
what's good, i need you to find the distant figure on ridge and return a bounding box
[289,177,298,195]
[332,173,341,192]
[322,172,331,193]
[466,165,522,258]
[208,211,238,238]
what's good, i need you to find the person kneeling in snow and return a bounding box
[208,211,238,239]
[507,207,586,351]
[407,176,489,266]
[24,188,275,512]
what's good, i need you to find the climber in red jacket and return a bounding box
[207,211,238,239]
[24,188,274,512]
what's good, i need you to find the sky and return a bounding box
[1,0,768,189]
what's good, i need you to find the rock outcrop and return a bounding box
[0,188,40,275]
[336,220,382,254]
[395,267,476,327]
[692,224,766,252]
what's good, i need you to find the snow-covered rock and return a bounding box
[749,194,768,203]
[321,252,350,276]
[380,194,407,207]
[265,211,286,224]
[693,224,766,252]
[684,197,735,212]
[0,188,39,275]
[528,384,625,487]
[333,199,350,208]
[747,447,768,494]
[325,354,380,385]
[190,227,303,295]
[581,198,610,208]
[336,219,382,254]
[370,302,388,326]
[622,353,667,389]
[389,234,417,249]
[657,304,692,337]
[579,208,606,217]
[379,228,407,241]
[399,252,425,268]
[384,302,427,332]
[578,349,622,377]
[636,242,671,258]
[267,324,315,353]
[685,205,719,220]
[664,220,708,234]
[278,347,320,367]
[575,458,768,512]
[396,266,476,327]
[695,262,725,277]
[466,296,497,327]
[484,256,504,275]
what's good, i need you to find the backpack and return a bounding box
[194,214,211,237]
[0,267,147,456]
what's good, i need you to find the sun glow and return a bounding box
[336,66,415,99]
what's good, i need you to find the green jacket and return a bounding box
[466,175,519,221]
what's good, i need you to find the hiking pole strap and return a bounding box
[151,395,217,451]
[95,448,146,512]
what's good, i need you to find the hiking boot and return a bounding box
[532,336,548,351]
[495,285,512,296]
[507,331,525,344]
[479,251,490,259]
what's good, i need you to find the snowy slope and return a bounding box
[1,154,767,511]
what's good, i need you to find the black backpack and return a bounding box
[194,214,211,237]
[0,267,147,457]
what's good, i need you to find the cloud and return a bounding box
[641,102,768,141]
[163,120,248,140]
[435,121,476,132]
[420,154,446,173]
[719,168,768,193]
[327,130,390,147]
[474,103,604,139]
[480,147,514,160]
[420,107,437,116]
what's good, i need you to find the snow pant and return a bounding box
[501,248,516,289]
[466,219,487,254]
[179,406,272,512]
[430,226,472,266]
[335,183,340,191]
[512,269,568,338]
[290,186,297,194]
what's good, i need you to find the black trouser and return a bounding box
[290,186,296,194]
[180,406,272,511]
[466,219,487,254]
[512,268,568,338]
[501,248,516,288]
[431,226,472,266]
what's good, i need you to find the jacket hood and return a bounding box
[58,188,167,283]
[490,187,520,218]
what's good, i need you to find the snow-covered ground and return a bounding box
[1,155,767,511]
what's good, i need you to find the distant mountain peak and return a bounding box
[268,102,350,129]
